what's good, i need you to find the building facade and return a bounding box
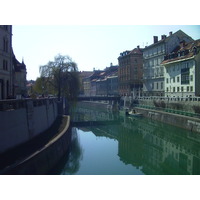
[161,39,200,98]
[82,70,103,96]
[142,30,194,97]
[79,71,93,95]
[118,46,143,97]
[96,64,118,96]
[13,56,27,98]
[0,25,27,99]
[0,25,13,99]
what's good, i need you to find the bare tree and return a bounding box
[39,54,80,101]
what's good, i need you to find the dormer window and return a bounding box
[180,51,185,56]
[193,47,197,55]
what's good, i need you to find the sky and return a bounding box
[12,25,200,80]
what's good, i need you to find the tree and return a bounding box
[39,54,80,101]
[33,77,55,96]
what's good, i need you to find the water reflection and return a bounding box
[61,105,200,175]
[60,129,83,175]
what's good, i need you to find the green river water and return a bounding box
[56,104,200,175]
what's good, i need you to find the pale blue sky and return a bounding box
[12,25,200,80]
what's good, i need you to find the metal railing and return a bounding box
[0,98,57,111]
[135,104,200,119]
[137,96,200,102]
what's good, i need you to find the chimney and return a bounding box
[169,31,173,36]
[137,45,140,49]
[161,35,167,40]
[153,36,158,43]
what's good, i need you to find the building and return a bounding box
[13,56,27,98]
[82,70,103,96]
[161,39,200,98]
[96,64,118,96]
[142,30,194,97]
[118,46,143,97]
[79,71,93,95]
[0,25,13,99]
[0,25,27,99]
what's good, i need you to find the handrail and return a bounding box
[0,98,58,111]
[135,104,200,119]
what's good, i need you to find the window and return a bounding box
[173,77,175,83]
[166,87,169,92]
[157,82,159,89]
[190,86,193,92]
[166,78,169,83]
[190,75,193,81]
[3,60,8,70]
[161,82,163,89]
[181,87,184,92]
[3,38,8,52]
[4,25,8,30]
[177,87,180,92]
[181,68,190,84]
[173,87,175,92]
[187,86,189,92]
[177,76,180,83]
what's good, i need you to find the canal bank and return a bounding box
[0,115,71,175]
[134,107,200,133]
[73,100,200,134]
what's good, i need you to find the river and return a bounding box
[50,103,200,175]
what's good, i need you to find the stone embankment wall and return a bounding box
[138,98,200,113]
[134,107,200,133]
[122,96,200,113]
[2,116,71,175]
[0,98,58,153]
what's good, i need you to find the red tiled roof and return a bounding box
[161,39,200,65]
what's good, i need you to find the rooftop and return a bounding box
[161,39,200,65]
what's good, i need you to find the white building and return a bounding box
[142,30,194,97]
[162,39,200,98]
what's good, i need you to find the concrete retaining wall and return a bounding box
[138,99,200,113]
[134,107,200,133]
[0,98,58,153]
[1,116,71,175]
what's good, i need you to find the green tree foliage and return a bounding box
[39,54,80,101]
[33,77,55,96]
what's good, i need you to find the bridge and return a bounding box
[77,96,121,101]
